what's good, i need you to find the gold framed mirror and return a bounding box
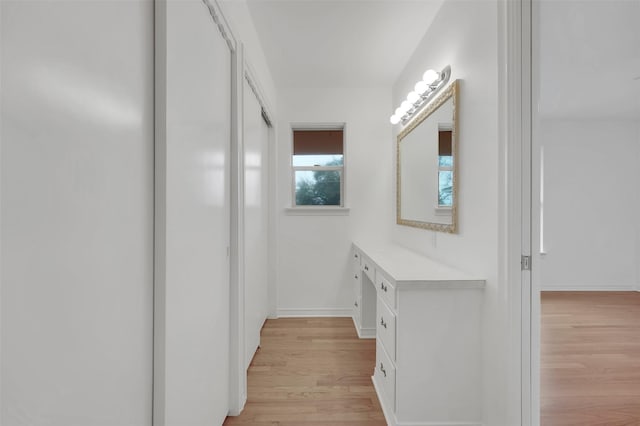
[397,80,458,233]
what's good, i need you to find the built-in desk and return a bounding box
[351,242,485,426]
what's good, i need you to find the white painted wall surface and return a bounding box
[276,88,393,316]
[1,1,153,424]
[390,1,503,424]
[538,120,639,290]
[244,80,269,368]
[217,0,278,119]
[154,0,231,424]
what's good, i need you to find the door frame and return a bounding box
[501,0,534,424]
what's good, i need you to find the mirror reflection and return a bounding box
[397,80,458,233]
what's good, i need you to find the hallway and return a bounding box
[224,318,386,425]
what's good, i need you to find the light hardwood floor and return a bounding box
[223,317,387,426]
[541,291,640,426]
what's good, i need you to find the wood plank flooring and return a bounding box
[541,291,640,426]
[223,317,386,426]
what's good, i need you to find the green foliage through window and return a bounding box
[295,157,343,206]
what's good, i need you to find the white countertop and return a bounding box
[354,241,485,290]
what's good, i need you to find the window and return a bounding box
[292,128,344,207]
[438,128,453,207]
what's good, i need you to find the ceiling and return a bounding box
[241,0,639,119]
[244,0,444,89]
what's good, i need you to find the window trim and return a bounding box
[290,123,347,209]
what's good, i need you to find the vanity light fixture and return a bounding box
[390,65,451,125]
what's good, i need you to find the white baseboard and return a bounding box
[356,326,376,339]
[226,392,247,416]
[276,308,353,317]
[397,422,483,426]
[541,284,637,291]
[352,316,376,339]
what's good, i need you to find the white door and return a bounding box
[156,0,232,424]
[243,80,270,369]
[1,1,154,425]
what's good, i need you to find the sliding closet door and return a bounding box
[244,81,269,368]
[0,1,154,425]
[155,0,231,424]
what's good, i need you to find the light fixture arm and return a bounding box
[390,65,452,125]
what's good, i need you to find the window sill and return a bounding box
[434,207,452,216]
[284,207,350,216]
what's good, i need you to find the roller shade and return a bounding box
[439,130,452,156]
[293,130,343,155]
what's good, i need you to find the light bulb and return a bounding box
[400,100,412,113]
[395,107,404,116]
[406,91,419,104]
[422,69,440,85]
[414,80,428,95]
[390,114,401,125]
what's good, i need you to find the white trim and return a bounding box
[276,308,353,317]
[153,2,168,423]
[0,0,4,417]
[291,122,347,131]
[226,393,247,417]
[397,422,483,426]
[498,0,530,424]
[201,0,236,52]
[290,124,347,209]
[227,43,246,417]
[284,207,350,216]
[541,285,638,292]
[244,63,274,127]
[352,317,376,339]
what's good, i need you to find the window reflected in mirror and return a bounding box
[397,80,458,233]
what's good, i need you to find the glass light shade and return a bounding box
[414,80,428,95]
[390,114,401,125]
[406,91,420,103]
[422,69,440,85]
[400,100,412,113]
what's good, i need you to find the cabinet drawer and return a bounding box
[362,257,375,283]
[377,296,396,361]
[353,296,361,324]
[376,272,396,310]
[375,341,396,412]
[352,248,361,271]
[353,269,361,299]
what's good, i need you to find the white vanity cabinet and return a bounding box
[353,242,485,426]
[351,246,377,338]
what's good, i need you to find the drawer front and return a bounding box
[352,248,361,272]
[353,269,361,299]
[353,296,361,325]
[375,341,396,412]
[377,272,396,310]
[377,296,396,361]
[362,257,375,283]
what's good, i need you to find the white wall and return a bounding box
[276,87,393,316]
[390,0,504,424]
[1,1,154,424]
[538,120,640,290]
[154,1,231,424]
[218,0,278,118]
